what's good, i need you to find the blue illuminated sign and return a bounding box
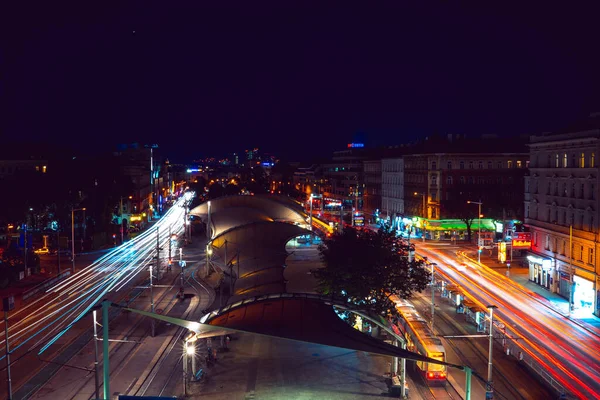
[347,143,364,148]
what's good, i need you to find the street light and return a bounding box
[486,304,498,398]
[467,200,483,264]
[71,207,86,273]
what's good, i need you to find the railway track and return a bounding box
[411,293,532,400]
[129,266,214,398]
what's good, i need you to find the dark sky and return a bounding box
[4,3,600,162]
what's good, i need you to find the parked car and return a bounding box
[34,247,50,255]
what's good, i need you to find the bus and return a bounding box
[389,295,447,386]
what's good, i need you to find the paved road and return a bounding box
[419,241,600,399]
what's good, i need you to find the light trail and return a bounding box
[418,246,600,399]
[0,195,191,363]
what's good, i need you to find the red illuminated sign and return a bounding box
[512,239,532,248]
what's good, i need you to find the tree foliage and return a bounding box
[312,226,430,321]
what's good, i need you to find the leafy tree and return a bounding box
[311,226,429,323]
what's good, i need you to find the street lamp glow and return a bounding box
[186,342,195,356]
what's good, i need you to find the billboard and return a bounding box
[512,232,532,249]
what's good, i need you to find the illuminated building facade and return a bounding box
[403,135,528,224]
[525,114,600,317]
[363,159,382,222]
[381,158,404,221]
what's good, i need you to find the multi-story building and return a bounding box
[403,135,528,239]
[381,158,404,223]
[362,159,382,222]
[525,115,600,317]
[322,146,368,209]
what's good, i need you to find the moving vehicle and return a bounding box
[34,247,50,255]
[389,295,447,386]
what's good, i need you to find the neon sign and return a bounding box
[347,143,364,148]
[512,239,532,248]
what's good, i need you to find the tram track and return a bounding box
[411,291,532,400]
[52,269,183,400]
[130,265,214,398]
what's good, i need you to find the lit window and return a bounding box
[590,248,595,265]
[563,153,568,168]
[42,165,47,173]
[592,153,596,168]
[580,153,585,168]
[555,154,560,168]
[507,160,513,168]
[516,160,522,168]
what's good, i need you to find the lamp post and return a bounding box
[309,193,313,231]
[467,200,483,264]
[486,304,498,399]
[71,207,86,273]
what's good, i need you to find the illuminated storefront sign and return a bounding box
[512,239,532,248]
[498,242,506,263]
[354,215,365,226]
[347,143,364,148]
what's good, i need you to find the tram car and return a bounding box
[389,295,447,386]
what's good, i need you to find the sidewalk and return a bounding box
[469,251,600,331]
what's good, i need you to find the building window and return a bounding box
[563,153,568,168]
[581,183,585,199]
[590,248,595,265]
[431,175,437,185]
[507,160,513,168]
[592,153,596,168]
[497,161,502,169]
[571,183,575,197]
[460,161,465,169]
[533,232,538,246]
[447,176,453,185]
[561,240,566,255]
[460,176,465,184]
[517,160,522,168]
[447,161,452,170]
[469,161,474,169]
[556,154,560,168]
[580,153,585,168]
[591,184,595,200]
[579,245,584,261]
[563,183,567,197]
[477,176,484,184]
[547,208,551,222]
[545,235,550,250]
[468,177,474,184]
[478,161,483,169]
[488,161,492,169]
[432,161,437,170]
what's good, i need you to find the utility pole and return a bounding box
[149,263,155,337]
[102,300,110,400]
[56,227,61,275]
[120,197,124,245]
[156,227,160,281]
[3,296,14,400]
[92,310,100,400]
[309,194,313,231]
[430,262,437,330]
[486,305,498,399]
[207,201,212,239]
[23,224,27,275]
[569,225,574,316]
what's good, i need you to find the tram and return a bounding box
[389,295,447,386]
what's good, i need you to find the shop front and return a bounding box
[573,275,595,316]
[527,254,554,291]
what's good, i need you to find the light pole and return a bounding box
[467,200,483,264]
[71,207,86,274]
[309,194,313,231]
[486,304,498,399]
[92,310,100,400]
[430,262,437,330]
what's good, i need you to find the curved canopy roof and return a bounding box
[189,195,311,302]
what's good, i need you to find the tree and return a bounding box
[311,226,430,323]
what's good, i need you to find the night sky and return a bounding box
[4,3,600,162]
